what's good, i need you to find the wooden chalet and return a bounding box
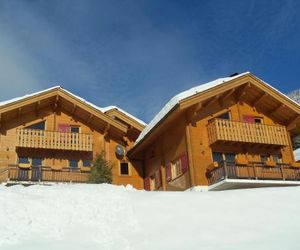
[0,86,145,188]
[128,72,300,191]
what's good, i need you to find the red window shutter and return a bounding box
[181,153,189,173]
[144,177,151,191]
[243,115,255,123]
[166,163,172,181]
[58,123,70,132]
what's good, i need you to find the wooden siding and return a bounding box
[207,119,289,146]
[16,128,93,151]
[0,103,144,189]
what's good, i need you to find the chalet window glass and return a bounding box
[225,153,236,163]
[70,126,80,133]
[212,152,235,164]
[120,162,129,175]
[27,121,45,130]
[83,160,91,167]
[217,112,230,120]
[272,155,282,164]
[212,152,223,163]
[171,159,182,179]
[254,117,263,124]
[69,160,78,169]
[260,155,269,163]
[32,158,43,166]
[19,157,30,164]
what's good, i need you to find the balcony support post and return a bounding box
[223,161,228,179]
[253,164,258,180]
[280,165,285,181]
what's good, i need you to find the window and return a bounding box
[27,121,45,130]
[172,159,182,178]
[272,155,282,164]
[224,153,236,163]
[70,126,80,133]
[83,160,91,167]
[260,155,269,163]
[120,162,129,175]
[212,152,236,163]
[254,117,263,124]
[69,160,78,169]
[166,154,189,182]
[32,158,43,166]
[19,157,29,164]
[217,112,230,120]
[212,152,223,163]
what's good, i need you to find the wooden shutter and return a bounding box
[58,123,70,133]
[144,177,151,191]
[166,163,172,181]
[180,153,189,173]
[243,115,255,123]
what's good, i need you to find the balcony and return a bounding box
[207,161,300,190]
[16,129,93,151]
[207,119,289,146]
[0,165,90,184]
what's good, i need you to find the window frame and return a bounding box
[69,159,79,169]
[70,126,80,133]
[120,162,130,176]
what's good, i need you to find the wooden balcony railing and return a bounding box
[207,161,300,186]
[2,165,90,183]
[207,119,289,146]
[16,129,93,151]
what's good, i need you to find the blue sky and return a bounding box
[0,0,299,123]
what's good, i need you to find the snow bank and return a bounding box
[1,184,300,250]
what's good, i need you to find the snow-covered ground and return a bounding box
[1,184,300,250]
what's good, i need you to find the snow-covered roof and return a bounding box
[101,105,146,126]
[0,86,146,127]
[0,86,61,107]
[294,148,300,162]
[134,72,300,146]
[134,72,250,145]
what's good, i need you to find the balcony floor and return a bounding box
[209,178,300,191]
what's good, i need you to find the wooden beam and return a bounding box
[0,114,2,129]
[253,92,268,107]
[186,102,203,122]
[87,114,94,125]
[287,114,300,130]
[35,101,41,116]
[18,107,22,118]
[104,123,110,135]
[235,83,251,101]
[54,95,59,111]
[270,104,285,116]
[71,104,77,115]
[185,120,195,186]
[220,88,235,106]
[203,95,220,108]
